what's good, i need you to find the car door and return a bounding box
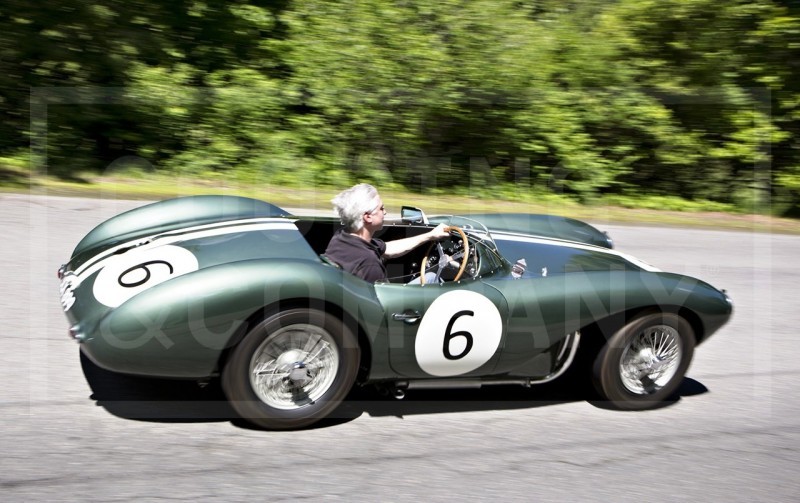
[374,280,510,379]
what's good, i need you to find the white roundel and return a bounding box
[415,290,503,377]
[93,244,199,308]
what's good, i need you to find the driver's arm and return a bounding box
[383,223,449,259]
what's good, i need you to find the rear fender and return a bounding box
[87,259,385,378]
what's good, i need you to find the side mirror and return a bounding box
[401,206,428,224]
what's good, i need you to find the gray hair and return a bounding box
[331,183,381,232]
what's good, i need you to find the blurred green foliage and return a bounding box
[1,0,799,215]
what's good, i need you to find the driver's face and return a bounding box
[365,197,386,231]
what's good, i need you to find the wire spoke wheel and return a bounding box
[249,324,340,410]
[592,312,695,410]
[619,325,682,395]
[222,308,360,430]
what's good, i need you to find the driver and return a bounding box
[324,183,449,283]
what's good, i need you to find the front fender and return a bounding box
[540,270,732,342]
[496,269,732,375]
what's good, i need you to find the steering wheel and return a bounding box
[420,226,469,285]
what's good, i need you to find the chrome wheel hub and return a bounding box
[619,325,681,395]
[249,324,339,410]
[287,362,313,387]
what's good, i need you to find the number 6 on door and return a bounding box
[415,291,502,376]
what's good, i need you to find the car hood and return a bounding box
[446,213,613,248]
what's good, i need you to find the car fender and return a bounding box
[83,258,386,378]
[548,271,732,342]
[496,269,731,375]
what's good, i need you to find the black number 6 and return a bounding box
[443,310,474,360]
[118,260,174,288]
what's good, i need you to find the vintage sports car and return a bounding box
[58,195,732,429]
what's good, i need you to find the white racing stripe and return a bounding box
[68,218,299,285]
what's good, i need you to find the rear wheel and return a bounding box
[592,312,695,410]
[222,308,360,429]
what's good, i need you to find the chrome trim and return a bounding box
[390,331,582,392]
[528,330,581,385]
[391,311,421,324]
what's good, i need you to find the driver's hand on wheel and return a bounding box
[427,223,450,241]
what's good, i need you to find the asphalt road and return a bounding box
[4,193,799,502]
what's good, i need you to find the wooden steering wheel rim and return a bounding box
[419,225,469,285]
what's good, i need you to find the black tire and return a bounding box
[592,312,695,410]
[222,308,360,430]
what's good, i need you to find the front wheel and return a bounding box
[222,308,360,429]
[592,312,695,410]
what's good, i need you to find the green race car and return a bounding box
[58,195,732,429]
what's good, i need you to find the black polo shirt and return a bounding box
[324,230,387,282]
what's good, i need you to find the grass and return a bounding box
[5,169,800,235]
